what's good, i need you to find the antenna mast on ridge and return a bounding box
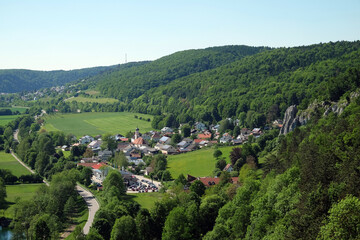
[125,53,127,64]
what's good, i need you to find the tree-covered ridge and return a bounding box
[95,45,270,102]
[0,65,119,93]
[129,41,360,127]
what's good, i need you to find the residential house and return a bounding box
[252,128,262,136]
[79,135,94,145]
[177,140,191,150]
[198,133,212,140]
[151,132,161,142]
[211,124,220,133]
[139,146,158,155]
[161,127,173,134]
[155,144,177,155]
[98,150,113,161]
[223,164,233,172]
[220,133,233,144]
[88,140,102,151]
[159,136,171,144]
[77,162,108,182]
[117,142,131,152]
[194,122,207,131]
[193,176,239,187]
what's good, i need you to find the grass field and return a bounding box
[0,106,29,113]
[2,183,44,218]
[42,112,154,137]
[126,192,164,210]
[167,145,236,178]
[0,151,31,177]
[66,96,119,104]
[0,115,20,126]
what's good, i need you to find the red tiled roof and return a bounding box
[194,139,203,143]
[133,137,145,145]
[198,133,211,139]
[119,138,129,142]
[195,177,239,187]
[92,162,107,170]
[77,162,106,170]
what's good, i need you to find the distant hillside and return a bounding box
[94,45,270,101]
[0,65,120,93]
[128,41,360,127]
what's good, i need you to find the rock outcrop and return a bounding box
[280,105,298,135]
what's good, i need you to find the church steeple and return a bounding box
[135,127,140,139]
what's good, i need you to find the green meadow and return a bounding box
[0,106,29,113]
[126,192,164,210]
[65,96,119,104]
[2,184,44,219]
[43,112,154,137]
[0,115,19,126]
[167,145,236,178]
[0,151,31,177]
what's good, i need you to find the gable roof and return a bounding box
[198,133,212,139]
[133,137,145,145]
[195,177,239,187]
[77,162,107,170]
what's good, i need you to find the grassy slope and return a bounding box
[167,145,236,178]
[42,112,154,137]
[0,151,31,177]
[65,96,119,104]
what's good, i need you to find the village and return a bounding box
[61,119,271,192]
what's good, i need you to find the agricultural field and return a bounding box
[42,112,154,137]
[65,96,119,104]
[167,145,236,178]
[0,151,31,177]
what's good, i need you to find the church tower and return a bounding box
[135,127,140,139]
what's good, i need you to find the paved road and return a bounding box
[76,185,100,235]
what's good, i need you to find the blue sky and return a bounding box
[0,0,359,70]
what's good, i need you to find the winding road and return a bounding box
[12,129,99,235]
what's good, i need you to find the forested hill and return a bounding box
[94,45,270,101]
[127,41,360,127]
[0,65,119,93]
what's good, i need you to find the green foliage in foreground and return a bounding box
[42,112,153,137]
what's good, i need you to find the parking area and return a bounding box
[127,178,159,193]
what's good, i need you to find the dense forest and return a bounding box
[0,65,119,93]
[92,45,270,102]
[128,41,360,126]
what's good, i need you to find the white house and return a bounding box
[79,135,94,145]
